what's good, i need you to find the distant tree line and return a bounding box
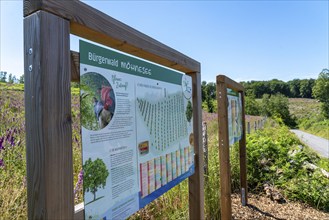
[201,69,329,123]
[240,78,315,99]
[201,77,316,113]
[0,71,24,84]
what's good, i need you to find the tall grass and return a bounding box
[0,85,83,218]
[1,85,329,218]
[289,98,329,139]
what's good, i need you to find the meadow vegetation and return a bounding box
[1,82,328,219]
[289,98,329,139]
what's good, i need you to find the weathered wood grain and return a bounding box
[217,75,244,92]
[23,0,200,74]
[71,51,79,82]
[24,10,74,219]
[216,78,232,220]
[239,92,248,206]
[187,71,205,220]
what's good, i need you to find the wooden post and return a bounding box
[188,72,205,220]
[254,121,257,131]
[239,93,248,206]
[24,10,73,219]
[247,122,250,134]
[216,78,231,220]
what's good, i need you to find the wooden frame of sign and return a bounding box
[216,75,247,220]
[24,0,204,219]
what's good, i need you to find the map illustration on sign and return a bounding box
[80,40,194,219]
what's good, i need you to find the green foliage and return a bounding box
[313,69,329,118]
[0,71,7,82]
[0,90,27,219]
[299,117,329,139]
[0,82,24,91]
[204,122,221,219]
[241,78,316,99]
[300,79,315,98]
[260,94,297,127]
[245,95,260,115]
[288,98,328,139]
[83,158,109,201]
[0,89,83,218]
[231,122,329,211]
[201,81,217,113]
[289,79,301,98]
[186,100,193,122]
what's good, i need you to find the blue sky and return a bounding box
[1,1,328,83]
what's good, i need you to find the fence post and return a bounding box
[247,122,250,134]
[254,121,257,131]
[24,10,74,219]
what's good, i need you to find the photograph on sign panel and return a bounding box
[80,72,116,131]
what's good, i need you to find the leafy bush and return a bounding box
[313,69,329,118]
[260,94,297,127]
[245,95,260,116]
[230,121,329,211]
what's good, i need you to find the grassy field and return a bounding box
[1,84,329,219]
[0,84,83,219]
[288,98,329,139]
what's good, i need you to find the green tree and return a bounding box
[300,79,315,98]
[260,93,296,127]
[245,95,260,115]
[8,73,16,84]
[0,71,7,82]
[288,79,301,98]
[313,69,329,118]
[19,74,24,84]
[83,158,109,201]
[201,81,217,113]
[268,79,290,96]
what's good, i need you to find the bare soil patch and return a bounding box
[232,193,329,220]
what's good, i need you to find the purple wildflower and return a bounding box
[0,159,4,167]
[0,137,4,151]
[74,170,84,199]
[9,136,15,146]
[6,130,11,141]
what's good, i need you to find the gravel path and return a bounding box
[290,129,329,158]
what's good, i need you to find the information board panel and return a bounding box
[80,40,194,219]
[227,88,243,145]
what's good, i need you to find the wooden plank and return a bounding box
[187,71,205,220]
[239,92,248,206]
[23,0,41,15]
[71,51,79,82]
[217,75,244,92]
[23,0,200,74]
[216,76,232,220]
[24,11,74,219]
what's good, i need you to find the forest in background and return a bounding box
[201,69,329,131]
